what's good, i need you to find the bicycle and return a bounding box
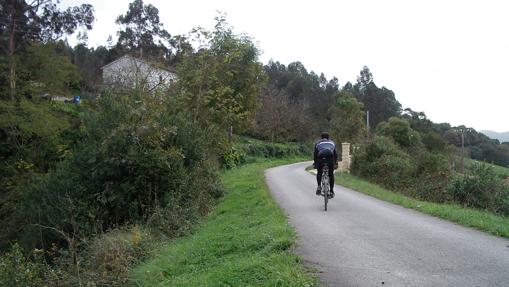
[320,164,331,211]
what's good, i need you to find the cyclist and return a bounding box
[313,132,338,198]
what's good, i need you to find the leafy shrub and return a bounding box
[422,131,449,152]
[376,117,423,149]
[447,162,509,215]
[352,137,452,201]
[353,134,509,215]
[236,137,310,159]
[80,226,153,286]
[0,100,74,176]
[0,99,78,250]
[15,92,223,253]
[352,136,416,190]
[1,226,158,287]
[413,152,451,202]
[0,243,48,287]
[221,146,246,168]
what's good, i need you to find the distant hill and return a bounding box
[481,130,509,143]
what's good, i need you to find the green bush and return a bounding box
[352,136,416,190]
[221,146,246,168]
[80,226,153,286]
[0,99,78,250]
[0,226,158,286]
[376,117,423,149]
[413,152,451,202]
[218,137,309,169]
[235,136,310,159]
[14,92,223,253]
[447,162,509,215]
[0,243,48,287]
[353,135,509,216]
[352,136,453,202]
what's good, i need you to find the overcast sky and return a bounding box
[62,0,508,132]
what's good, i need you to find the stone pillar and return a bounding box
[341,142,351,173]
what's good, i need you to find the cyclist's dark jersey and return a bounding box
[314,138,338,165]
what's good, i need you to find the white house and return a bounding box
[101,55,177,91]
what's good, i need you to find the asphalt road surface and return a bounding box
[265,161,509,287]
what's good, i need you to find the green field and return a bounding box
[130,158,318,286]
[462,157,509,177]
[335,173,509,238]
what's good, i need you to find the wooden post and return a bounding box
[461,132,465,173]
[228,125,233,142]
[366,110,370,142]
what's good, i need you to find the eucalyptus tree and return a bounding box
[115,0,171,61]
[351,66,402,127]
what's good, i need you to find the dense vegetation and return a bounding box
[1,0,508,285]
[351,118,509,216]
[0,1,271,285]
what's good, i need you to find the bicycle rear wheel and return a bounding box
[322,166,329,211]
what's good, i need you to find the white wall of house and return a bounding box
[102,55,176,91]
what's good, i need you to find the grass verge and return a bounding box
[130,157,318,286]
[335,173,509,238]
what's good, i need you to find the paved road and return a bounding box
[265,161,509,287]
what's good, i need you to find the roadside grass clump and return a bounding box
[447,162,509,216]
[130,158,317,287]
[78,225,155,286]
[0,226,161,286]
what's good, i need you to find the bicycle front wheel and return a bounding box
[324,187,328,211]
[322,175,329,211]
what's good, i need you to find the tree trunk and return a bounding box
[9,61,16,100]
[8,12,16,100]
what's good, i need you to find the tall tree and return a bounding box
[175,15,265,134]
[402,109,448,152]
[115,0,171,60]
[71,44,114,91]
[329,89,366,144]
[357,65,373,92]
[251,84,315,142]
[18,41,80,96]
[0,0,94,99]
[350,66,401,127]
[263,60,338,140]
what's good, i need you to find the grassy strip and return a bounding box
[335,173,509,238]
[130,157,318,286]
